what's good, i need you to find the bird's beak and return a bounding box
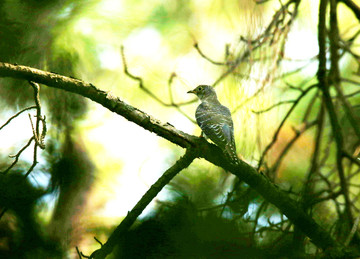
[187,89,196,94]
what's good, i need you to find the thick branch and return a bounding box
[0,62,355,257]
[0,62,196,149]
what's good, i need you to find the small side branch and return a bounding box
[121,46,196,122]
[1,137,34,174]
[270,120,318,177]
[29,81,46,149]
[121,46,170,106]
[339,0,360,21]
[194,42,227,66]
[0,106,36,130]
[343,152,360,167]
[345,215,360,246]
[252,100,295,114]
[257,84,317,169]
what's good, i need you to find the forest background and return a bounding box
[0,0,360,258]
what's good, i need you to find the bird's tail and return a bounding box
[224,143,240,165]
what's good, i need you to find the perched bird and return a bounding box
[188,85,239,165]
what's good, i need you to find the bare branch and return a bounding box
[0,106,36,130]
[28,114,45,149]
[29,81,46,149]
[88,149,197,259]
[339,0,360,21]
[345,215,360,246]
[1,137,34,174]
[94,237,103,247]
[270,120,318,177]
[252,100,295,114]
[121,46,170,106]
[0,62,352,256]
[257,84,317,170]
[343,152,360,167]
[301,101,325,210]
[194,42,227,66]
[121,46,196,123]
[76,247,85,259]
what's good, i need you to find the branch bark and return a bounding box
[0,62,356,257]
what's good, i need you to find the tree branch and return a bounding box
[328,0,354,227]
[0,62,196,149]
[0,105,36,130]
[87,149,197,259]
[257,84,317,170]
[0,62,355,257]
[339,0,360,21]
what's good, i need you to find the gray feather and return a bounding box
[191,85,239,165]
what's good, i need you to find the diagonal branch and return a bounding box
[0,62,355,257]
[339,0,360,21]
[87,149,197,259]
[0,62,196,149]
[1,137,34,175]
[257,84,317,170]
[0,106,36,130]
[121,47,196,123]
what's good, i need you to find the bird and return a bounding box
[188,85,239,165]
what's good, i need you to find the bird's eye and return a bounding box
[198,86,203,91]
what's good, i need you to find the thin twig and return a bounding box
[309,190,342,207]
[28,114,45,149]
[302,90,319,123]
[121,46,170,107]
[301,101,325,210]
[327,0,354,226]
[0,106,36,130]
[344,89,360,98]
[257,84,317,170]
[29,81,46,149]
[270,120,318,177]
[343,152,360,167]
[168,72,177,105]
[194,43,227,66]
[121,46,196,123]
[252,100,295,114]
[339,0,360,21]
[345,214,360,246]
[1,137,34,174]
[94,237,103,247]
[76,247,83,259]
[341,77,360,86]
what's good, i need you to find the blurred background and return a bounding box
[0,0,359,258]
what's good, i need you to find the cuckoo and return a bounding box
[188,85,239,165]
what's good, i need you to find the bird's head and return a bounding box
[187,85,217,101]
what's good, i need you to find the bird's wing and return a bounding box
[222,123,233,144]
[200,122,229,148]
[195,103,239,164]
[196,103,235,148]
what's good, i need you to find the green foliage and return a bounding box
[1,0,360,257]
